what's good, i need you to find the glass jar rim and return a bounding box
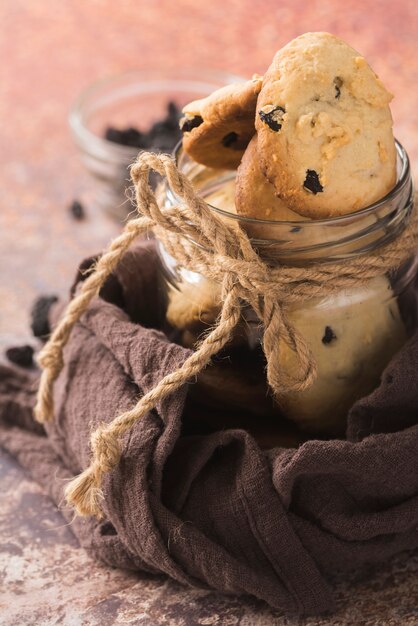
[69,68,245,163]
[173,139,411,227]
[167,139,414,264]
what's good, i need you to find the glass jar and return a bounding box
[69,68,243,221]
[157,141,416,437]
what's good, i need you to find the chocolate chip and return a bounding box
[180,115,204,133]
[258,105,286,132]
[303,169,323,194]
[69,200,85,220]
[322,326,337,345]
[31,295,58,339]
[334,76,343,99]
[6,345,34,368]
[222,132,239,148]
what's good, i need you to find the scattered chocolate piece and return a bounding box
[180,115,204,133]
[69,199,85,220]
[31,295,58,339]
[100,522,117,536]
[334,76,343,99]
[222,132,239,148]
[6,345,34,368]
[303,169,323,194]
[322,326,337,345]
[258,105,286,132]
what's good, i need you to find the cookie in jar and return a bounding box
[158,32,417,436]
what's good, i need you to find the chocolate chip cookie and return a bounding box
[180,76,262,170]
[235,135,304,223]
[256,32,397,218]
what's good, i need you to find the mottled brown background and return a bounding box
[1,1,418,624]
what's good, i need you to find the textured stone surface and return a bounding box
[1,447,418,626]
[1,1,418,624]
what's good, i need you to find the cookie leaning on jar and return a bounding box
[163,32,413,436]
[166,76,267,353]
[168,74,298,341]
[179,75,262,169]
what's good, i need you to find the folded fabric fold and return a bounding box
[1,240,418,616]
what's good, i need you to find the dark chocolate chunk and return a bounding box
[151,113,182,149]
[69,199,85,220]
[149,119,179,139]
[31,295,58,339]
[222,132,239,148]
[6,345,34,368]
[334,76,343,99]
[104,102,182,152]
[104,127,123,143]
[148,130,180,152]
[303,169,323,194]
[322,326,337,345]
[167,101,181,125]
[258,106,286,132]
[180,115,204,133]
[105,126,147,148]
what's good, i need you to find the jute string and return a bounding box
[33,151,418,518]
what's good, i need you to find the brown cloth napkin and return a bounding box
[1,240,418,617]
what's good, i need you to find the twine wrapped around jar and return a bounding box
[33,151,418,518]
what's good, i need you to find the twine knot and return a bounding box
[33,151,418,517]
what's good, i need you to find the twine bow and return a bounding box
[33,151,418,518]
